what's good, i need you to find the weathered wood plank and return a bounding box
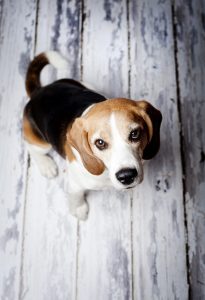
[77,1,132,299]
[0,0,37,299]
[35,0,81,80]
[20,0,82,299]
[129,0,188,299]
[0,0,3,27]
[174,0,205,298]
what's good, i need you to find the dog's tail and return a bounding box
[25,51,68,97]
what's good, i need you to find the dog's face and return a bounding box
[67,98,162,190]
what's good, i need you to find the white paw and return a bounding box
[70,202,89,221]
[38,156,58,178]
[76,203,89,220]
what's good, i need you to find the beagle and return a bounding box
[23,51,162,220]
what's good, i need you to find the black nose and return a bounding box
[115,168,138,185]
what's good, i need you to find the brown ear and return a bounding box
[136,101,162,160]
[66,118,105,175]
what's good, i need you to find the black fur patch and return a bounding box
[24,79,106,156]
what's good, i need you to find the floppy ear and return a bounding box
[66,118,105,175]
[136,101,162,160]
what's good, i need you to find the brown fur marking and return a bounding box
[25,53,49,97]
[82,98,162,160]
[23,114,50,148]
[64,142,76,162]
[67,118,105,175]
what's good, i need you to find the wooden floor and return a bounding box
[0,0,205,299]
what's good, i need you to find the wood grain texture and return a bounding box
[129,0,188,299]
[35,0,81,79]
[0,0,36,299]
[0,0,3,28]
[77,1,132,299]
[20,1,82,299]
[0,0,204,299]
[81,0,129,98]
[174,0,205,298]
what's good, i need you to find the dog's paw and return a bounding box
[70,202,89,221]
[38,156,58,178]
[76,202,89,221]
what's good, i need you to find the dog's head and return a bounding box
[67,98,162,190]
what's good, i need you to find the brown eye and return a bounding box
[129,128,141,142]
[95,139,108,150]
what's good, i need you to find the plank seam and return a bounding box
[19,1,39,297]
[80,0,85,82]
[130,191,134,300]
[18,156,31,300]
[126,0,131,99]
[34,0,40,56]
[171,2,191,298]
[75,221,80,300]
[76,1,85,299]
[0,0,4,37]
[126,1,134,298]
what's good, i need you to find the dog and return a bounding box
[23,51,162,220]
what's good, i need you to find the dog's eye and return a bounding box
[129,128,141,142]
[95,139,108,150]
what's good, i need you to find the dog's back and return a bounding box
[24,52,106,156]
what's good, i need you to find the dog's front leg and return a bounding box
[65,162,89,220]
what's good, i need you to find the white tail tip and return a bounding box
[45,51,69,69]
